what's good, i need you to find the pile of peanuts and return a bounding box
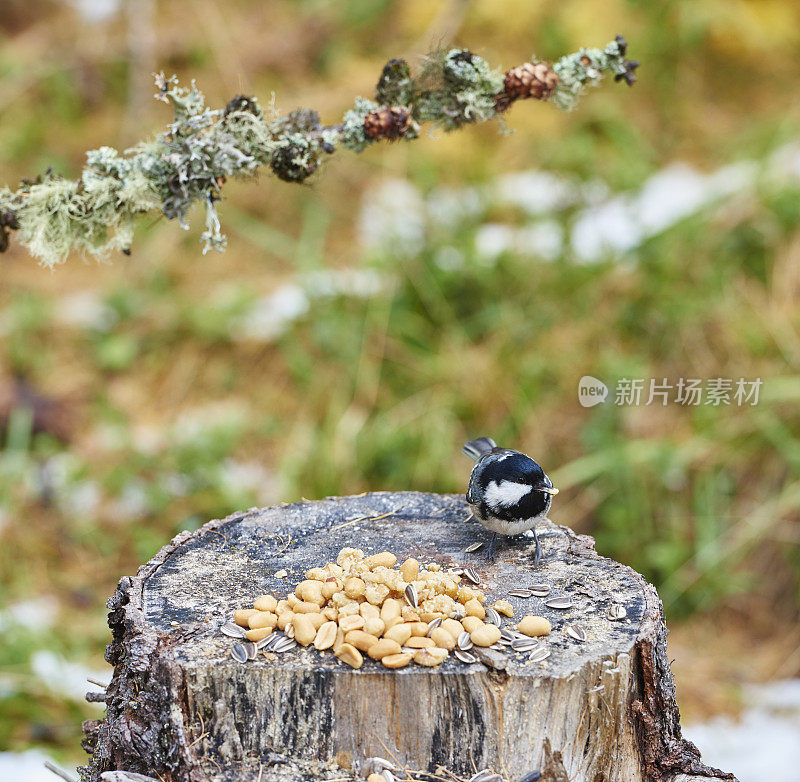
[232,547,550,670]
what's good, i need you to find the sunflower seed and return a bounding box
[220,622,247,639]
[528,647,551,663]
[500,627,516,642]
[457,631,473,651]
[463,567,480,585]
[256,634,277,650]
[426,617,442,636]
[243,641,258,660]
[608,604,627,620]
[405,583,418,608]
[512,638,540,652]
[545,596,573,609]
[454,649,476,664]
[565,624,587,642]
[465,542,484,553]
[230,643,248,663]
[484,607,502,627]
[529,584,551,597]
[508,589,532,598]
[272,637,297,653]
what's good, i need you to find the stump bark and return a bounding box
[80,492,738,782]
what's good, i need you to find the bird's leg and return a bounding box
[532,527,543,567]
[486,532,498,562]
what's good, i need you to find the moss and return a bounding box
[0,38,635,265]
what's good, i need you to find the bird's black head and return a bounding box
[470,450,557,521]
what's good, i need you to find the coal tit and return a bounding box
[463,437,558,564]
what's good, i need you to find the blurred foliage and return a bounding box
[1,0,799,766]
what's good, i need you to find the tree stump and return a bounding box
[80,492,738,782]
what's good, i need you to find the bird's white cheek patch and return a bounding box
[484,479,532,508]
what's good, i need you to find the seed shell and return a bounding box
[457,631,473,651]
[529,583,551,597]
[508,589,532,598]
[545,596,573,609]
[426,617,442,635]
[454,649,477,664]
[220,622,247,639]
[608,604,627,620]
[230,643,248,663]
[272,637,298,653]
[256,634,277,650]
[465,542,484,553]
[565,624,587,642]
[243,641,258,660]
[462,567,480,585]
[500,628,516,642]
[512,638,540,652]
[528,647,551,663]
[484,607,501,627]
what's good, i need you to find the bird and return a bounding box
[463,437,558,565]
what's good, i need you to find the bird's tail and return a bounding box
[462,437,497,461]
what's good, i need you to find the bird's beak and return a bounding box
[537,485,559,495]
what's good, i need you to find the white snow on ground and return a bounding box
[30,650,109,702]
[0,750,77,782]
[0,598,58,633]
[684,679,800,782]
[358,142,800,266]
[231,269,384,341]
[570,161,757,262]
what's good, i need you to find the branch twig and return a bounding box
[0,36,637,266]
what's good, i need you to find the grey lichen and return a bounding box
[553,35,638,110]
[0,37,636,266]
[340,97,382,153]
[414,49,505,130]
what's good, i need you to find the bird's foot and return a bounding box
[486,532,498,562]
[532,528,543,568]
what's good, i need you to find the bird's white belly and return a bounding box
[474,511,544,536]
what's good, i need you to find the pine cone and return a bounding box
[363,107,412,141]
[502,62,558,101]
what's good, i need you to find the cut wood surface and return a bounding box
[80,492,739,782]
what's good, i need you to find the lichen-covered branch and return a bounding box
[0,36,637,267]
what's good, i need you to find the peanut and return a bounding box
[470,624,501,647]
[381,652,413,669]
[413,647,448,667]
[336,642,363,669]
[234,608,258,627]
[292,614,316,646]
[518,615,551,637]
[367,638,403,660]
[253,594,277,612]
[344,630,379,652]
[314,621,337,650]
